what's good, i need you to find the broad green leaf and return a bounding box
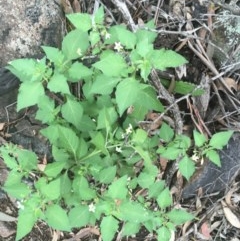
[99,166,117,184]
[166,209,194,225]
[41,46,65,66]
[76,138,88,159]
[116,78,141,116]
[97,107,118,131]
[94,6,104,25]
[157,226,171,241]
[107,175,128,199]
[193,130,207,147]
[174,80,204,96]
[69,205,90,228]
[93,50,127,77]
[44,161,67,177]
[136,29,157,44]
[78,115,96,132]
[89,29,101,46]
[129,102,149,120]
[8,58,38,82]
[3,170,23,186]
[109,25,137,49]
[206,149,221,167]
[91,74,120,95]
[38,177,61,200]
[136,38,154,58]
[67,13,92,31]
[160,79,204,96]
[137,172,155,188]
[61,97,83,130]
[3,182,30,200]
[16,149,38,171]
[58,126,80,157]
[209,131,234,149]
[40,124,59,145]
[52,146,69,162]
[148,181,165,198]
[151,49,188,70]
[132,129,148,145]
[45,205,71,231]
[119,202,150,223]
[136,86,164,112]
[16,209,37,241]
[0,151,18,169]
[36,95,56,123]
[133,146,153,171]
[17,81,44,110]
[159,122,174,142]
[62,29,89,60]
[72,176,96,200]
[175,134,191,149]
[139,59,152,80]
[179,156,195,180]
[157,146,181,160]
[91,131,108,155]
[122,222,140,236]
[100,216,119,241]
[47,73,70,94]
[157,188,172,209]
[68,62,92,81]
[60,172,72,196]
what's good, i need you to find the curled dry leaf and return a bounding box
[0,122,5,131]
[221,200,240,229]
[200,222,212,240]
[216,77,238,92]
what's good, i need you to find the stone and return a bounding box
[212,6,240,69]
[0,0,64,67]
[182,133,240,199]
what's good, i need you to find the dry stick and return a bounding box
[150,69,184,187]
[154,0,164,24]
[188,40,240,115]
[110,0,138,32]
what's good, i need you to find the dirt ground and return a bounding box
[1,0,240,240]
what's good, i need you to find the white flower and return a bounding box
[105,32,111,40]
[191,153,199,162]
[114,42,123,52]
[88,203,96,213]
[16,200,24,210]
[121,133,125,139]
[76,48,82,56]
[126,124,133,135]
[116,146,122,153]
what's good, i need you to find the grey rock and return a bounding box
[212,8,240,69]
[182,134,240,199]
[0,0,64,67]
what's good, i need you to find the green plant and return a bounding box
[0,7,219,241]
[158,124,233,180]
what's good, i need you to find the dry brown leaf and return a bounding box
[159,157,168,171]
[0,123,5,131]
[217,77,238,91]
[221,200,240,229]
[200,222,212,240]
[37,164,46,172]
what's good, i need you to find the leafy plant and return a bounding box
[0,7,220,241]
[158,124,233,180]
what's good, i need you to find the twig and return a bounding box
[110,0,138,31]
